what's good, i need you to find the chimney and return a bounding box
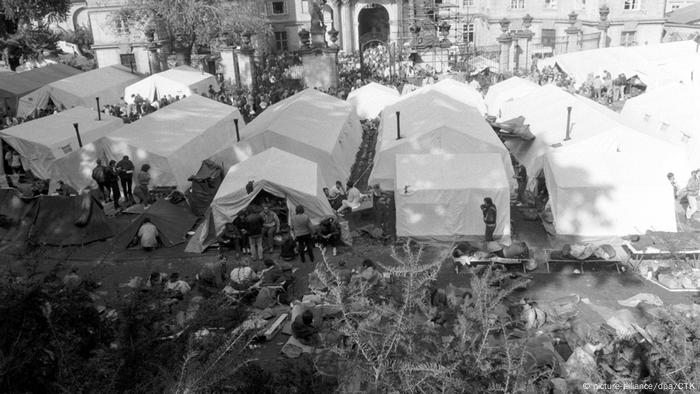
[73,123,83,147]
[564,106,572,141]
[234,118,240,142]
[396,111,401,140]
[96,97,101,120]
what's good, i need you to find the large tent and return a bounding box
[96,95,243,191]
[620,83,700,169]
[186,159,225,217]
[0,107,123,181]
[543,150,677,238]
[0,64,81,116]
[114,199,197,248]
[0,189,113,251]
[186,147,335,253]
[369,90,513,190]
[405,78,487,115]
[16,65,142,117]
[499,84,687,182]
[123,65,217,104]
[346,82,399,119]
[209,88,362,187]
[395,153,511,240]
[537,40,700,90]
[484,77,540,119]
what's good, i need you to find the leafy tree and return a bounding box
[118,0,270,65]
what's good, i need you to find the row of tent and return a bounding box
[537,40,700,90]
[0,64,218,118]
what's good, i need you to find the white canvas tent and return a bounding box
[484,77,540,119]
[369,90,513,190]
[96,95,244,190]
[500,84,687,182]
[123,65,217,104]
[537,40,700,90]
[405,78,487,115]
[209,88,362,187]
[0,106,122,180]
[395,153,511,239]
[620,83,700,169]
[346,82,399,119]
[185,147,335,253]
[16,65,142,117]
[543,150,677,238]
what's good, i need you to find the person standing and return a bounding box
[686,171,699,220]
[105,160,121,210]
[481,197,497,242]
[91,159,109,202]
[116,155,134,202]
[291,205,314,263]
[135,164,151,207]
[245,206,264,261]
[261,204,280,253]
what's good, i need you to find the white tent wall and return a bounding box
[346,82,400,120]
[0,107,123,180]
[394,154,510,239]
[416,79,487,115]
[98,137,177,187]
[16,66,141,117]
[123,66,217,104]
[543,151,677,238]
[186,147,335,253]
[484,77,540,119]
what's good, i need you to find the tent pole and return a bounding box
[564,106,572,141]
[73,123,83,148]
[396,111,401,140]
[234,118,240,142]
[96,97,101,120]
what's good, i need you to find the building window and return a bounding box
[301,0,308,14]
[621,31,636,46]
[544,0,558,8]
[463,0,474,6]
[274,31,288,52]
[120,54,136,68]
[463,23,475,43]
[624,0,640,10]
[510,0,525,9]
[269,1,287,15]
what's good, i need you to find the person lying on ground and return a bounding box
[292,309,322,347]
[56,180,78,196]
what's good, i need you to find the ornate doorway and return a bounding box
[358,4,390,50]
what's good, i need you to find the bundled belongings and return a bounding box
[545,244,620,273]
[488,116,536,140]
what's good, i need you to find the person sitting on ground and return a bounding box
[56,180,78,196]
[279,233,297,261]
[137,218,160,251]
[315,216,341,256]
[337,181,363,215]
[147,271,166,288]
[327,180,345,210]
[165,272,191,299]
[336,260,353,285]
[292,309,321,346]
[258,258,293,287]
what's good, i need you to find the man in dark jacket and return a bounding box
[106,160,121,210]
[116,155,134,202]
[91,159,109,202]
[245,206,265,261]
[292,309,321,346]
[481,197,497,242]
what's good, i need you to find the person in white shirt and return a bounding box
[165,272,191,298]
[229,264,259,290]
[137,218,159,250]
[337,181,363,215]
[328,180,345,199]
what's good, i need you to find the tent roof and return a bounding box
[105,95,241,156]
[156,65,214,86]
[396,153,508,191]
[484,77,540,117]
[0,64,81,97]
[347,82,399,119]
[47,65,141,99]
[348,82,399,98]
[115,199,197,248]
[242,88,354,153]
[403,79,486,115]
[0,106,122,146]
[668,4,700,25]
[215,147,321,200]
[380,90,503,152]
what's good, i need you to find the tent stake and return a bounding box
[73,123,83,148]
[396,111,401,140]
[234,118,240,142]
